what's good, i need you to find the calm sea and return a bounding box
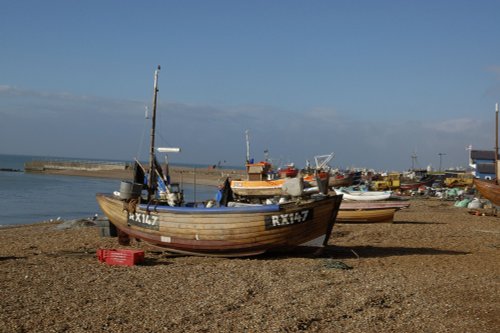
[0,154,216,226]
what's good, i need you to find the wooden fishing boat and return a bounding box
[473,104,500,206]
[474,178,500,206]
[340,201,410,210]
[96,193,342,256]
[336,208,396,223]
[96,66,343,257]
[329,173,354,188]
[336,189,392,201]
[399,176,435,191]
[230,179,286,197]
[230,161,286,198]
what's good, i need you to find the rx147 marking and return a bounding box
[128,212,160,230]
[264,209,313,229]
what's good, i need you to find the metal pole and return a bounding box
[438,153,446,172]
[496,103,499,181]
[193,167,196,203]
[245,130,250,163]
[148,65,161,199]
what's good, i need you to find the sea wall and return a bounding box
[23,160,246,186]
[24,160,130,172]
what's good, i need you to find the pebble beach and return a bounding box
[1,198,498,332]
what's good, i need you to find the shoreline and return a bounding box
[0,199,498,332]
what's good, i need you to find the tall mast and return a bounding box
[496,103,499,181]
[148,65,161,198]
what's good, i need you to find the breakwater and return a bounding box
[24,160,130,172]
[23,159,246,185]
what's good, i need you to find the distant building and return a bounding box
[470,150,497,179]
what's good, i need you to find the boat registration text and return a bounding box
[265,209,313,229]
[128,212,160,230]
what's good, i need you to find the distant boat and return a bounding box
[336,188,392,201]
[230,161,286,198]
[96,66,343,257]
[230,178,286,197]
[329,172,354,188]
[400,174,435,191]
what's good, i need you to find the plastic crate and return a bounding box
[97,249,145,266]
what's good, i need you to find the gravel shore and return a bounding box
[1,199,498,332]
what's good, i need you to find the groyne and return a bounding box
[23,160,246,186]
[24,160,130,172]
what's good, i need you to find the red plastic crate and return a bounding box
[97,249,145,266]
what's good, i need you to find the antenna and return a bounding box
[245,130,250,163]
[264,148,270,162]
[411,151,418,170]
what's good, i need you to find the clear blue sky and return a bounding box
[1,0,499,171]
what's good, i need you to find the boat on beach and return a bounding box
[336,188,392,201]
[339,201,410,210]
[399,175,435,191]
[474,178,500,205]
[336,200,409,223]
[473,103,500,206]
[336,208,397,223]
[230,161,286,198]
[96,66,343,257]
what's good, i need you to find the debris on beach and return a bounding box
[54,216,99,230]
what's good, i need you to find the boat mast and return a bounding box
[496,103,499,182]
[148,65,161,199]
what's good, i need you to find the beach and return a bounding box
[1,199,498,332]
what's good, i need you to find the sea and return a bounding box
[0,154,217,226]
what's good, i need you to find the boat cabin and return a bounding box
[245,161,275,181]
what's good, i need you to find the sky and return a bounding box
[1,0,499,171]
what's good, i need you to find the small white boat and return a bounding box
[336,188,392,201]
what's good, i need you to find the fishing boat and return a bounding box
[329,172,354,188]
[336,208,397,223]
[336,188,392,201]
[336,200,409,223]
[230,161,286,198]
[474,103,500,206]
[340,201,410,210]
[399,175,435,191]
[96,66,343,257]
[279,164,299,178]
[474,178,500,206]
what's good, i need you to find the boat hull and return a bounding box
[230,179,285,197]
[400,176,435,191]
[336,190,392,201]
[474,178,500,206]
[337,208,396,223]
[340,201,410,210]
[96,193,343,257]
